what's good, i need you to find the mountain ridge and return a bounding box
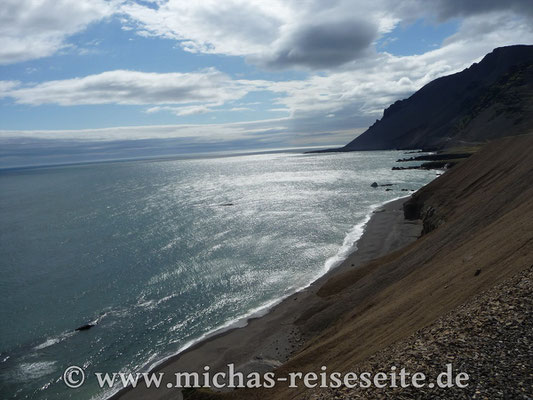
[328,45,533,151]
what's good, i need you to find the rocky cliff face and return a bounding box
[343,45,533,151]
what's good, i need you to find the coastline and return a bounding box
[113,195,423,400]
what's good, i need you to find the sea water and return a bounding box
[0,149,436,399]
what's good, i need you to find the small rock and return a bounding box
[75,324,95,332]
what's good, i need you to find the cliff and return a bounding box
[341,45,533,151]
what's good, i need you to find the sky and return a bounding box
[1,0,532,167]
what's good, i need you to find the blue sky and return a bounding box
[377,19,460,55]
[1,0,532,167]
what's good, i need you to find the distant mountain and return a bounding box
[341,45,533,151]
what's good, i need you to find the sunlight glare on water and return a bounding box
[0,150,436,399]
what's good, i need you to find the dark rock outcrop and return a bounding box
[397,153,471,162]
[75,324,95,331]
[310,45,533,153]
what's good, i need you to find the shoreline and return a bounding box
[113,195,423,400]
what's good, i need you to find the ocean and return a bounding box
[0,149,436,399]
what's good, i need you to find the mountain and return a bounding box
[342,45,533,151]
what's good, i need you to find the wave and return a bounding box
[33,308,116,352]
[323,194,409,272]
[33,331,75,351]
[14,361,57,381]
[323,205,378,272]
[102,194,410,400]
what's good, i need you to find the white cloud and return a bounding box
[146,105,254,116]
[0,68,257,106]
[0,0,116,64]
[119,0,397,69]
[2,8,532,137]
[229,107,253,112]
[1,0,532,152]
[0,118,291,142]
[0,80,20,92]
[118,0,533,70]
[261,9,533,119]
[2,0,532,71]
[120,0,288,56]
[146,105,214,116]
[2,5,532,127]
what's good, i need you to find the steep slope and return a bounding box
[317,266,533,399]
[209,133,533,399]
[343,45,533,150]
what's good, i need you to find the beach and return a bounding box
[113,196,423,399]
[117,134,533,400]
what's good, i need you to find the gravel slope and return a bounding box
[315,265,533,399]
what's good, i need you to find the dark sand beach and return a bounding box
[114,196,424,399]
[117,134,533,400]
